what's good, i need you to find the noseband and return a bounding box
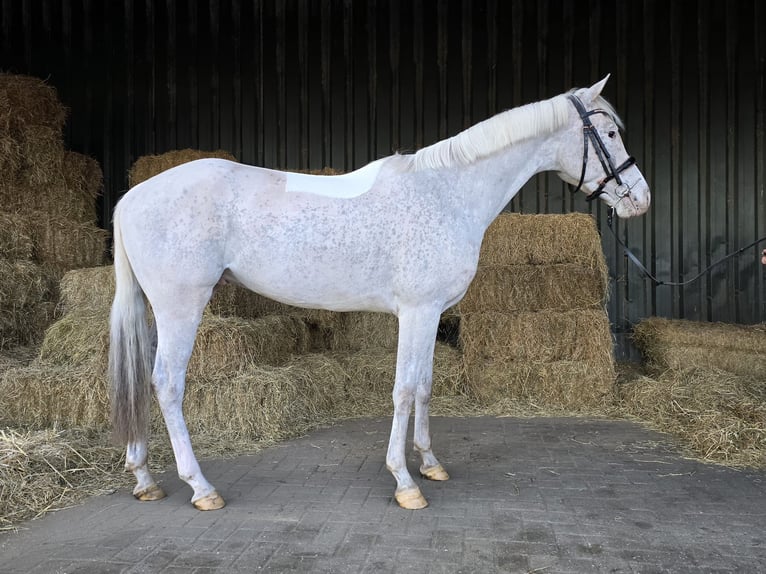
[567,94,636,202]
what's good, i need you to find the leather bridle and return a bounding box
[567,94,636,203]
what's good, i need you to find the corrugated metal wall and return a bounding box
[2,0,765,356]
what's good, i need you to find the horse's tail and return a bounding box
[109,204,153,445]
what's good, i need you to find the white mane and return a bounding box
[411,91,623,172]
[412,94,572,171]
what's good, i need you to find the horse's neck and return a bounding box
[454,132,560,230]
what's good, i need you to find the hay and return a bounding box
[128,149,237,188]
[208,283,295,318]
[465,359,615,411]
[0,363,108,429]
[39,311,312,375]
[0,212,34,260]
[0,74,67,133]
[633,318,766,377]
[57,266,114,316]
[327,312,400,351]
[479,213,607,274]
[0,259,57,348]
[19,211,108,272]
[458,264,607,313]
[460,310,614,365]
[0,427,124,530]
[618,367,766,467]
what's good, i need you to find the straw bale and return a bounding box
[0,152,102,223]
[618,367,766,467]
[327,312,399,351]
[39,311,312,376]
[19,211,108,272]
[0,212,34,260]
[460,310,614,366]
[0,363,108,429]
[465,358,615,410]
[57,266,114,316]
[208,283,295,318]
[0,259,57,348]
[479,212,607,274]
[332,342,466,404]
[192,314,311,374]
[459,264,607,313]
[128,149,237,188]
[633,318,766,377]
[183,353,348,440]
[0,74,67,133]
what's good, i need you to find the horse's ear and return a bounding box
[581,74,610,104]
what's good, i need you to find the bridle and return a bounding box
[567,94,636,203]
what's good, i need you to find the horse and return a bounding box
[109,76,650,511]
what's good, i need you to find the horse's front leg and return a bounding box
[414,374,450,482]
[386,307,441,509]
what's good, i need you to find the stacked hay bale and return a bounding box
[632,317,766,378]
[0,74,107,348]
[619,317,766,466]
[459,212,615,410]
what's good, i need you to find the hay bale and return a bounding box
[183,353,348,440]
[208,283,296,319]
[39,311,312,376]
[618,367,766,467]
[465,359,615,410]
[128,149,237,188]
[479,213,607,275]
[22,212,108,272]
[57,266,114,315]
[0,74,67,133]
[0,363,108,429]
[333,342,466,406]
[458,264,607,313]
[0,212,35,260]
[633,318,766,377]
[327,312,399,351]
[460,310,614,365]
[0,258,57,348]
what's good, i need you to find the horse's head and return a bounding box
[556,76,650,219]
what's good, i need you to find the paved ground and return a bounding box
[1,416,765,573]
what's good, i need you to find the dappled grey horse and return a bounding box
[109,76,650,510]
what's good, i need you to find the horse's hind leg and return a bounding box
[152,290,224,510]
[125,322,165,501]
[126,440,165,501]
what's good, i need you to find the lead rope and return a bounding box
[605,208,766,287]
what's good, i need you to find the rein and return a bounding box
[605,208,766,287]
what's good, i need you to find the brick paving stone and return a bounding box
[1,416,765,573]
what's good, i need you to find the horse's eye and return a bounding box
[607,131,617,139]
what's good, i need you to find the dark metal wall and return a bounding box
[2,0,765,356]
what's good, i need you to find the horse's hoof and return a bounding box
[395,487,428,510]
[192,491,226,511]
[134,483,166,502]
[420,464,450,481]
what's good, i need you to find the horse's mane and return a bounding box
[411,92,620,171]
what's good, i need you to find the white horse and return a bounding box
[109,76,650,511]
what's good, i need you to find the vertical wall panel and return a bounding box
[1,0,764,357]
